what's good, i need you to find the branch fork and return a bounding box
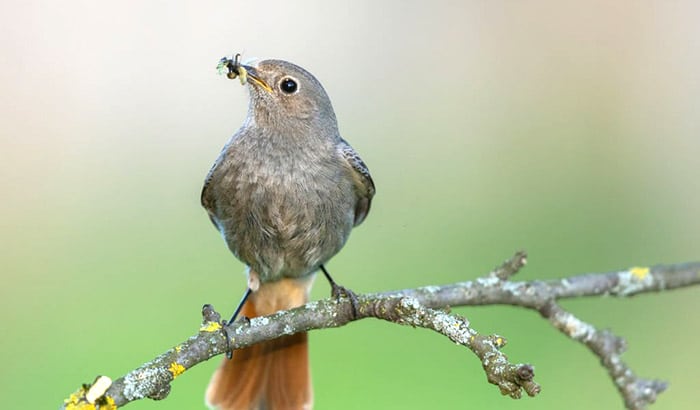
[61,253,700,410]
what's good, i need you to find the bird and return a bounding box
[201,55,375,410]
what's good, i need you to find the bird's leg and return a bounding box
[320,265,359,318]
[221,287,253,359]
[227,287,252,326]
[225,269,259,326]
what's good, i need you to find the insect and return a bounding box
[216,53,247,85]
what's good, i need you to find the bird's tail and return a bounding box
[205,276,314,410]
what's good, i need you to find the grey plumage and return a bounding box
[201,59,374,283]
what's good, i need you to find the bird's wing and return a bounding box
[201,160,218,213]
[201,146,229,230]
[338,138,375,226]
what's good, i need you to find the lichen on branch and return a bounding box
[60,254,700,410]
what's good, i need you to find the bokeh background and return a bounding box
[2,0,699,409]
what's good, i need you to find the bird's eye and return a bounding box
[279,78,298,94]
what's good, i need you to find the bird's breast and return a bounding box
[206,138,356,281]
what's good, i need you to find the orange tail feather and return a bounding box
[206,277,313,410]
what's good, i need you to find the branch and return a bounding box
[61,255,700,410]
[538,300,667,409]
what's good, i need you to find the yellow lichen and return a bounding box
[200,321,222,332]
[64,388,92,410]
[64,384,118,409]
[629,266,650,280]
[169,362,186,379]
[65,402,96,410]
[174,344,182,353]
[99,396,118,409]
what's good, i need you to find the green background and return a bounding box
[1,1,699,409]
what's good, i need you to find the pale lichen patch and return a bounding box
[399,297,421,310]
[434,312,471,345]
[561,312,595,341]
[612,267,654,296]
[502,281,525,295]
[251,316,270,327]
[477,276,500,287]
[122,367,170,401]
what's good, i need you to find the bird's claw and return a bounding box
[330,283,359,318]
[222,316,251,360]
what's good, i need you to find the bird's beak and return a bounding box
[239,65,273,93]
[218,56,273,93]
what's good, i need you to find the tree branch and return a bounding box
[538,300,667,409]
[61,255,700,410]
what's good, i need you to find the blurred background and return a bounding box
[1,0,699,409]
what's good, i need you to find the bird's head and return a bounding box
[221,56,338,133]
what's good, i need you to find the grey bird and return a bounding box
[202,57,375,410]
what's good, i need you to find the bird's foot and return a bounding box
[320,265,359,318]
[222,315,251,359]
[330,282,359,318]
